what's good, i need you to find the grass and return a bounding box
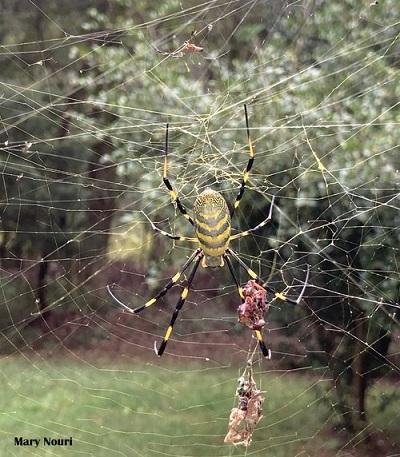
[0,357,398,457]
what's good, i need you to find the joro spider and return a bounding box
[108,105,309,358]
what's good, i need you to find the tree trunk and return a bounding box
[33,258,50,330]
[79,136,117,278]
[351,313,368,427]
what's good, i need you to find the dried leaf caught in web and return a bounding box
[224,365,265,446]
[238,280,269,330]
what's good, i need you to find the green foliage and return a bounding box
[1,359,398,456]
[0,0,399,441]
[0,359,328,456]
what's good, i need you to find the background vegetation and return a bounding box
[0,1,399,455]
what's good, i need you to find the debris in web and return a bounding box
[237,280,269,330]
[152,31,204,58]
[153,40,204,58]
[224,361,265,447]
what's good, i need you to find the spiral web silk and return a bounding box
[0,1,399,456]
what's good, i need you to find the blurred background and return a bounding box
[0,1,399,456]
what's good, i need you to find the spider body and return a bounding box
[193,188,231,268]
[108,105,309,358]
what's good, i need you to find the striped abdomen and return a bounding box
[193,188,231,267]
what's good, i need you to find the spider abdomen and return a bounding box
[193,188,231,267]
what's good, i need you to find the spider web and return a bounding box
[0,1,399,456]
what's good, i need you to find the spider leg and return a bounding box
[163,124,195,226]
[155,252,203,356]
[230,196,275,240]
[143,212,198,242]
[107,248,201,314]
[224,253,271,359]
[227,249,309,306]
[231,104,255,217]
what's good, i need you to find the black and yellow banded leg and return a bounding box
[227,248,308,306]
[224,254,244,299]
[163,124,195,226]
[107,248,201,314]
[155,253,202,356]
[263,264,309,307]
[143,212,198,242]
[230,195,276,241]
[231,104,255,217]
[254,329,271,359]
[224,254,271,359]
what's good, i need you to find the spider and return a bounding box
[107,105,309,358]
